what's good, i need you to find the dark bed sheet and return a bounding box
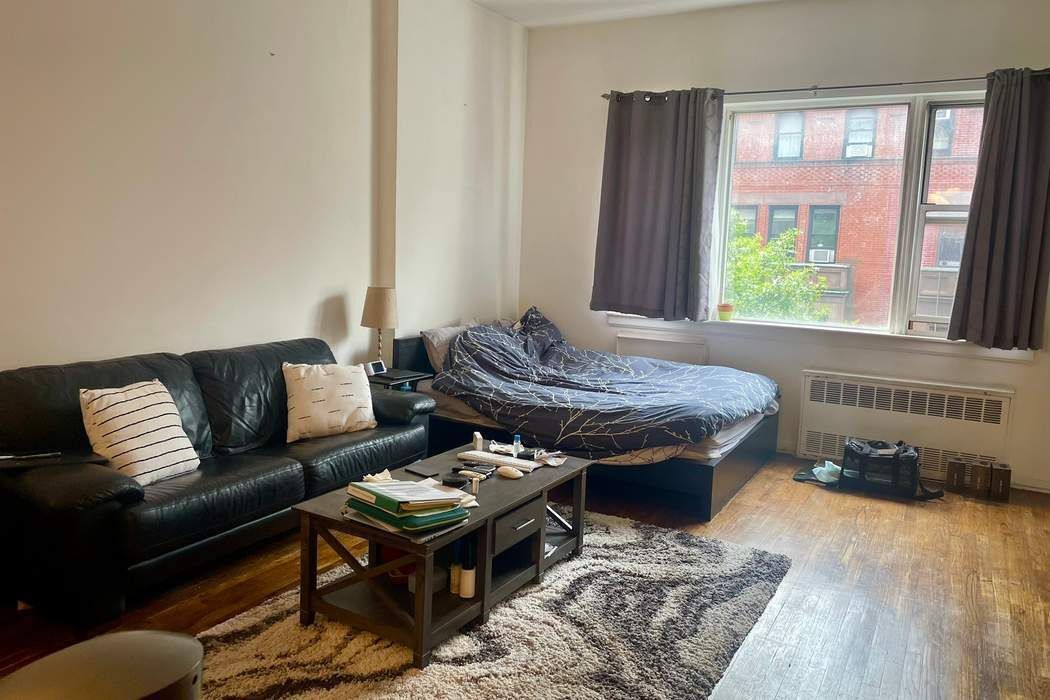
[432,308,779,458]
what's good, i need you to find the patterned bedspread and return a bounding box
[432,308,779,458]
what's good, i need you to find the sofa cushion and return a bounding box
[0,353,213,457]
[183,338,336,455]
[122,453,304,563]
[283,362,376,443]
[261,424,427,497]
[80,380,201,486]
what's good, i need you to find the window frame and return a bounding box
[773,111,805,160]
[806,205,841,262]
[710,87,985,339]
[904,100,984,336]
[843,107,876,159]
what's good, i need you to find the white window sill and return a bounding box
[605,313,1035,364]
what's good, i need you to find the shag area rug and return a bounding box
[198,512,790,699]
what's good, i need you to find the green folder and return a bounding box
[347,499,469,532]
[346,481,461,514]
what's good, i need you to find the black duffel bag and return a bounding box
[840,438,943,501]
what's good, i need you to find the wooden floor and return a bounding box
[2,456,1048,698]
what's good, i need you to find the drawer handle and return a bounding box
[513,518,536,531]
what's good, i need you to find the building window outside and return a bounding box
[844,108,876,159]
[936,228,966,267]
[774,112,804,160]
[723,96,985,335]
[768,206,799,241]
[807,206,840,262]
[932,107,955,156]
[731,205,758,235]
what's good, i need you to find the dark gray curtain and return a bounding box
[590,88,724,321]
[948,68,1050,350]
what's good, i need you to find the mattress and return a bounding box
[417,379,778,466]
[417,379,501,428]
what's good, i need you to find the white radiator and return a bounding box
[797,370,1014,481]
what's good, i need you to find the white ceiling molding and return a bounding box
[472,0,783,27]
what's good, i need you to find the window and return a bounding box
[722,95,985,336]
[936,227,966,267]
[807,206,840,262]
[908,103,985,336]
[844,108,875,158]
[932,107,955,156]
[774,112,804,159]
[768,206,798,241]
[731,205,757,235]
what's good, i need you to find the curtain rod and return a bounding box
[599,74,1033,100]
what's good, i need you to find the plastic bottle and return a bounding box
[512,434,522,458]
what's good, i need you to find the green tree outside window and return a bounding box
[723,211,830,322]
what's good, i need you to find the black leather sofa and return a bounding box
[0,338,436,623]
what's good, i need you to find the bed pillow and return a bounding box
[283,362,376,443]
[421,321,477,371]
[79,379,200,486]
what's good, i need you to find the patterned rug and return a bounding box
[198,512,790,699]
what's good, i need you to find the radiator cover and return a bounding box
[797,370,1014,481]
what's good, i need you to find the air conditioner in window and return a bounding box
[809,248,835,263]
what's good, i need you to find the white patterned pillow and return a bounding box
[283,362,377,443]
[79,379,200,486]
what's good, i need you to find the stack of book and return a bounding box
[345,480,469,533]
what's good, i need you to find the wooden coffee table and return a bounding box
[294,444,590,668]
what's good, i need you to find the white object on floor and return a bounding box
[812,460,842,484]
[473,431,484,450]
[497,465,523,479]
[0,631,203,699]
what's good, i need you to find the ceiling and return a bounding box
[472,0,782,27]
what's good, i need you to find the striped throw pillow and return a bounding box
[79,379,200,486]
[283,362,377,443]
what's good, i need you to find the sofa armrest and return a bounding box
[370,388,437,425]
[1,462,144,622]
[1,462,144,514]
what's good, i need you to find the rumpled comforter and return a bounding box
[432,308,779,458]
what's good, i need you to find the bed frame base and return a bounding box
[588,414,778,520]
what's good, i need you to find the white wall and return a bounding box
[0,0,378,368]
[0,0,529,370]
[394,0,526,333]
[520,0,1050,489]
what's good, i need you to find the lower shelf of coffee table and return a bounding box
[318,579,483,644]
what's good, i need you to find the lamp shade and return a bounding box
[360,286,398,329]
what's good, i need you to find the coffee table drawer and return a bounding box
[492,496,545,555]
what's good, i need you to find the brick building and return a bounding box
[730,104,983,327]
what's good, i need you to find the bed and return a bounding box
[394,308,780,520]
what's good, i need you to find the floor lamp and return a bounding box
[360,286,397,364]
